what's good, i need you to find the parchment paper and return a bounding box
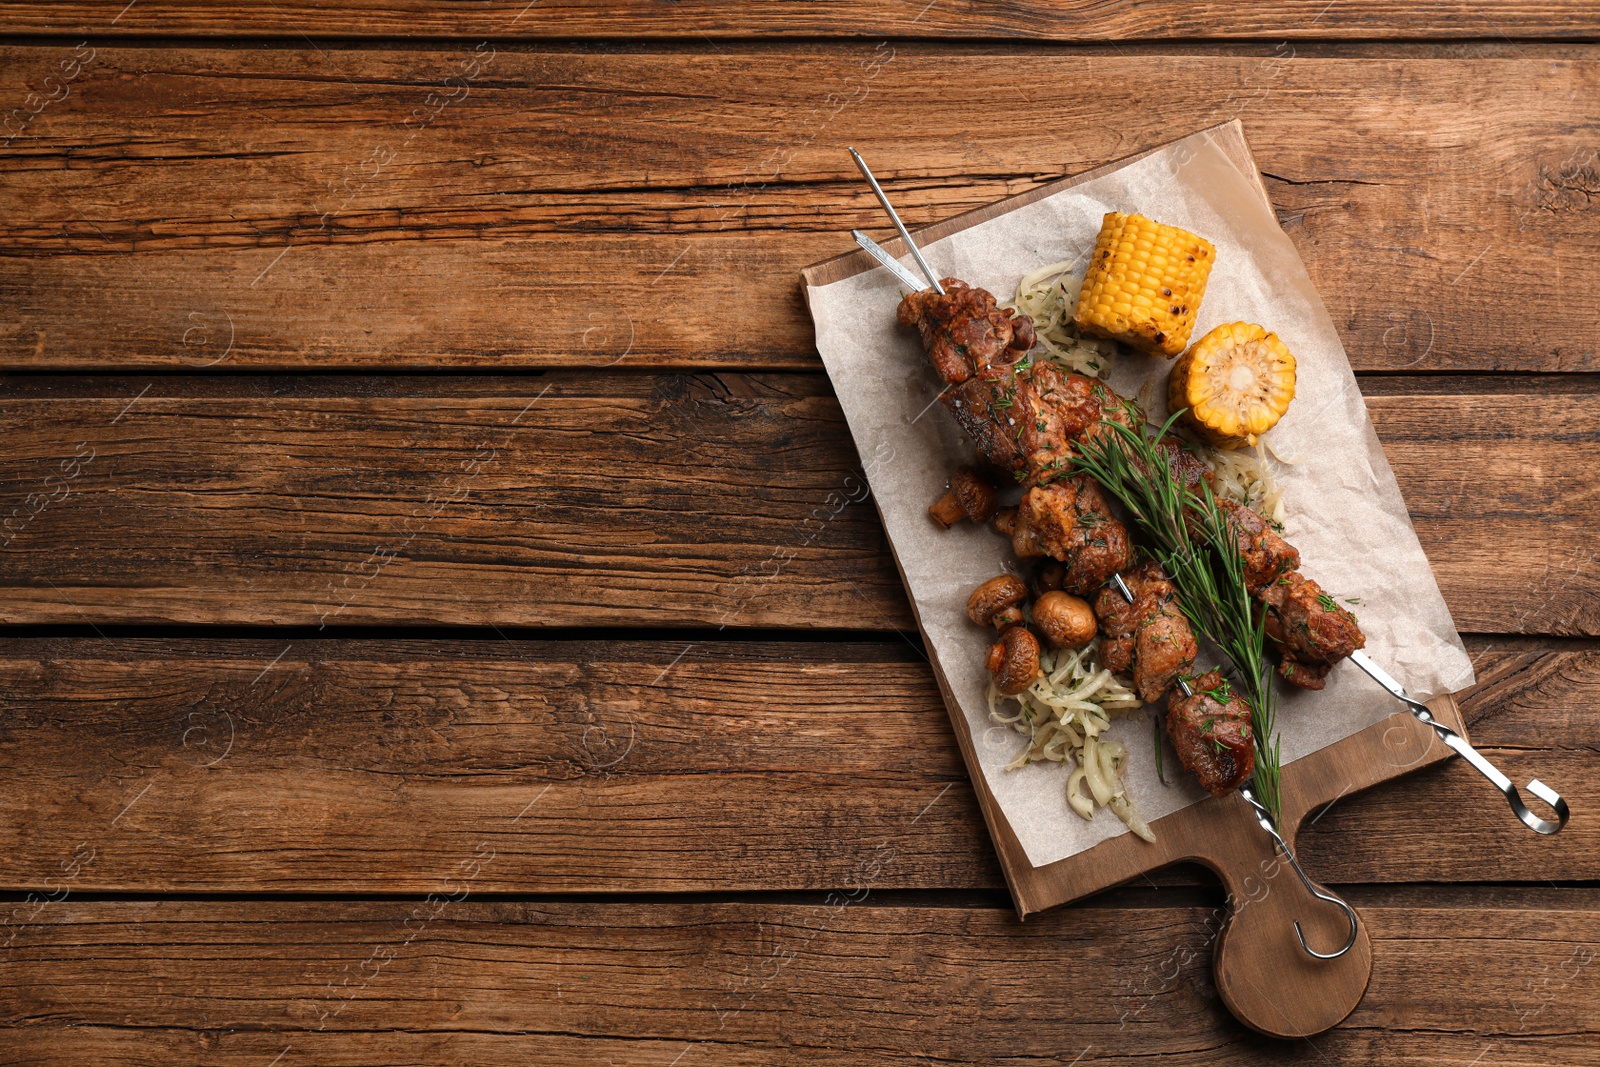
[806,127,1475,869]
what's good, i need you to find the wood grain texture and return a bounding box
[0,637,1589,894]
[1368,388,1600,638]
[1,890,1596,1063]
[0,374,907,630]
[0,15,1595,1056]
[3,47,1599,372]
[3,0,1598,39]
[0,376,1596,634]
[1296,638,1600,879]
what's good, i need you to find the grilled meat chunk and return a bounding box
[899,281,1130,487]
[1260,571,1366,690]
[993,475,1135,595]
[1223,501,1300,595]
[1150,439,1299,594]
[1166,670,1256,796]
[1156,437,1213,496]
[942,364,1031,474]
[1093,560,1199,704]
[897,278,1033,386]
[944,363,1132,487]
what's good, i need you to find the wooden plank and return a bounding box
[0,374,907,630]
[0,376,1596,634]
[3,47,1598,372]
[1368,386,1600,638]
[0,638,992,894]
[1,890,1596,1062]
[3,1,1598,40]
[0,637,1590,894]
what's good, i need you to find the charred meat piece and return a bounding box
[898,281,1127,488]
[1222,500,1300,595]
[897,278,1033,386]
[942,364,1031,474]
[1093,560,1199,704]
[1260,571,1366,690]
[945,364,1134,487]
[1166,670,1256,796]
[994,475,1135,594]
[1155,437,1214,496]
[1149,439,1299,594]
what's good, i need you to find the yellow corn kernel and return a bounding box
[1073,212,1215,358]
[1168,322,1297,449]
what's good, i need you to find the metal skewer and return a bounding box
[852,230,929,292]
[848,148,945,295]
[855,152,1356,961]
[1236,783,1360,959]
[1114,575,1359,959]
[1349,650,1568,835]
[1106,467,1567,835]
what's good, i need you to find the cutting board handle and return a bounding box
[1205,792,1373,1038]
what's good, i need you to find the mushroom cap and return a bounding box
[1032,590,1097,649]
[1034,561,1066,595]
[986,627,1041,695]
[949,468,999,526]
[967,574,1029,627]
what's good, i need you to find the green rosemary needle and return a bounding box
[1073,407,1284,823]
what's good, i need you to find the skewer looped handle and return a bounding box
[1238,785,1359,960]
[1349,650,1569,835]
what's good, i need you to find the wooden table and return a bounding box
[2,5,1597,1062]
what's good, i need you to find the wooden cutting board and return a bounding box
[801,119,1474,1038]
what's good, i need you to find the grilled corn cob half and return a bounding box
[1073,212,1215,358]
[1168,322,1297,449]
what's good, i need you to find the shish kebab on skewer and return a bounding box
[897,276,1361,797]
[847,166,1566,838]
[847,177,1365,960]
[849,182,1355,799]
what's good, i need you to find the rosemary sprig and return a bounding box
[1073,407,1284,822]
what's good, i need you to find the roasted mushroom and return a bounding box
[985,626,1041,695]
[1032,561,1065,597]
[929,467,999,528]
[1032,590,1097,649]
[966,574,1028,632]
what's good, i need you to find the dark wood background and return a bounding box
[1,4,1597,1062]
